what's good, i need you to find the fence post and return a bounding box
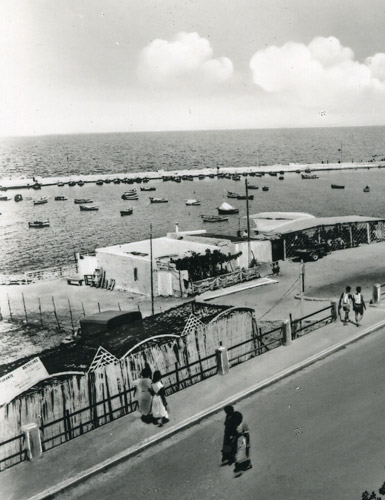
[216,346,229,375]
[7,294,13,321]
[22,293,28,324]
[330,301,338,321]
[21,423,43,461]
[372,284,381,304]
[282,319,292,346]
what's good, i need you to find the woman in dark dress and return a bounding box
[221,405,235,465]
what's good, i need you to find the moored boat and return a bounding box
[55,196,68,201]
[237,194,254,200]
[301,174,319,179]
[217,201,239,215]
[149,197,168,203]
[0,195,10,201]
[77,180,85,186]
[74,198,93,204]
[268,172,277,177]
[57,182,65,187]
[28,220,50,228]
[68,180,77,187]
[201,214,229,222]
[247,184,259,189]
[14,194,23,202]
[120,208,134,216]
[232,175,241,181]
[262,186,269,191]
[363,186,370,192]
[331,184,345,189]
[33,197,48,205]
[32,183,42,190]
[140,186,156,191]
[79,205,99,211]
[227,191,239,198]
[96,180,104,185]
[121,191,138,200]
[185,199,201,206]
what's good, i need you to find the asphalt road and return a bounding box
[56,328,385,500]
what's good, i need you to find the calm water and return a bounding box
[1,126,385,273]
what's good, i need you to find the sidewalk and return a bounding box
[2,305,385,500]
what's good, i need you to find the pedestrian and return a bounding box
[232,411,252,477]
[353,286,366,326]
[338,286,353,324]
[221,405,235,466]
[133,365,153,423]
[151,370,169,427]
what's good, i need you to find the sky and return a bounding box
[1,0,385,136]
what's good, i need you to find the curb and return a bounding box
[28,317,385,500]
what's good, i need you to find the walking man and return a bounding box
[339,286,353,325]
[353,286,366,326]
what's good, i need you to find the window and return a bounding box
[134,268,138,281]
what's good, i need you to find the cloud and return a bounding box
[137,32,233,89]
[249,36,385,107]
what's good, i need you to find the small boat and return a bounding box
[68,181,77,187]
[185,199,201,206]
[227,191,240,198]
[32,183,42,190]
[14,194,23,202]
[232,175,241,181]
[201,215,229,223]
[301,174,319,179]
[77,180,85,186]
[55,196,68,201]
[242,172,248,177]
[140,186,156,191]
[237,194,254,200]
[247,184,259,190]
[331,184,345,189]
[121,191,138,200]
[217,173,225,179]
[33,197,48,205]
[279,171,285,175]
[80,205,99,211]
[104,178,112,184]
[113,178,121,184]
[254,172,264,177]
[57,182,65,187]
[279,176,284,180]
[96,180,104,186]
[120,208,133,216]
[142,177,149,183]
[217,201,239,215]
[0,196,10,201]
[74,198,93,204]
[198,174,206,180]
[28,220,50,228]
[363,186,370,192]
[268,172,277,177]
[182,175,194,181]
[150,197,168,203]
[208,173,215,178]
[173,177,182,183]
[305,168,311,173]
[262,186,269,192]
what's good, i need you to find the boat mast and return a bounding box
[245,179,251,266]
[150,223,154,315]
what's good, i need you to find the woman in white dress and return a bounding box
[133,366,153,423]
[151,370,169,427]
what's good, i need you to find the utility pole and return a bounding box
[150,223,155,315]
[245,179,251,266]
[300,261,305,321]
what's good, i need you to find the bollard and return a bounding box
[21,423,43,461]
[331,301,338,322]
[282,319,292,346]
[216,346,229,375]
[372,284,381,304]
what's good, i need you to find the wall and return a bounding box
[77,254,98,277]
[235,240,272,267]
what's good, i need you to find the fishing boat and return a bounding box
[121,191,138,200]
[0,196,10,201]
[217,201,239,215]
[247,184,259,189]
[77,180,85,186]
[74,198,93,204]
[140,186,156,191]
[363,186,370,192]
[120,208,134,216]
[227,191,240,198]
[33,197,48,205]
[185,199,201,206]
[96,180,104,186]
[331,184,345,189]
[301,174,319,179]
[262,186,269,191]
[237,194,254,200]
[14,194,23,202]
[79,205,99,211]
[28,220,50,228]
[55,196,68,201]
[201,215,229,223]
[149,197,168,203]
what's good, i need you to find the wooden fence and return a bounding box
[0,263,78,286]
[191,267,261,295]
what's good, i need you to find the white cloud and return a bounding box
[249,36,385,107]
[137,32,233,89]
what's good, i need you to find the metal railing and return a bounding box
[290,305,333,338]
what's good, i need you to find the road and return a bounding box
[56,328,385,500]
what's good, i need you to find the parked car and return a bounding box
[293,242,330,261]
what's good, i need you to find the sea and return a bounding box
[1,126,385,274]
